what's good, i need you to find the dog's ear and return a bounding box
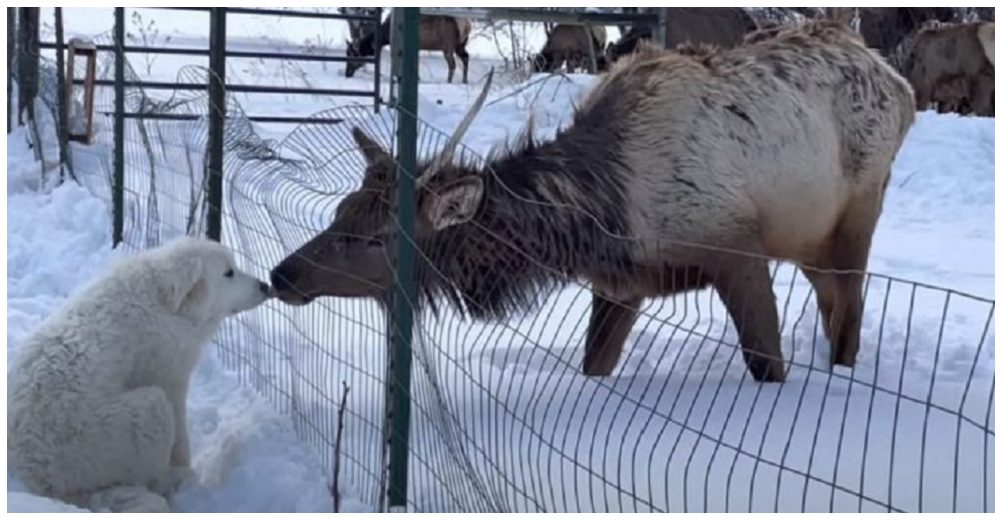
[164,256,206,312]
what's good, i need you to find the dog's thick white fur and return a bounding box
[7,237,271,512]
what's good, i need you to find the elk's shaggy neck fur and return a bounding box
[415,112,635,320]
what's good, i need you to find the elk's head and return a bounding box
[531,52,554,73]
[343,38,369,78]
[270,70,495,305]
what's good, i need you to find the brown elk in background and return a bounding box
[344,14,472,84]
[904,21,994,116]
[337,7,380,42]
[931,75,973,115]
[606,8,758,64]
[836,7,958,58]
[273,22,915,383]
[531,24,608,73]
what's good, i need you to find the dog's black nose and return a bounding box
[259,281,271,295]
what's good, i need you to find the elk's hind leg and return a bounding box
[802,266,836,342]
[825,192,882,367]
[455,46,470,84]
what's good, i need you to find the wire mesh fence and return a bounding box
[12,46,996,513]
[251,104,995,513]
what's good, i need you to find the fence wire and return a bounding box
[14,51,995,513]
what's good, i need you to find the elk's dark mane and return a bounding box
[414,118,636,321]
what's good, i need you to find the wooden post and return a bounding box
[67,38,97,145]
[7,8,14,133]
[17,7,39,126]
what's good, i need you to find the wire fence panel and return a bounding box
[13,47,995,513]
[230,102,995,513]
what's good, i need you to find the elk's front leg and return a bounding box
[584,293,642,376]
[711,257,786,382]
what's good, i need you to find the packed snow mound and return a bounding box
[872,111,995,298]
[7,491,91,513]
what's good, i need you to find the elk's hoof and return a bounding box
[582,360,615,377]
[830,340,859,367]
[747,357,786,383]
[831,351,858,368]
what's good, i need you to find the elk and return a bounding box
[835,7,959,59]
[904,21,994,117]
[531,24,608,74]
[272,21,915,383]
[606,7,758,63]
[931,75,973,115]
[344,14,472,84]
[337,7,380,42]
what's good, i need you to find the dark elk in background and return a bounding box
[903,21,994,117]
[531,24,608,73]
[834,7,960,60]
[343,13,472,84]
[337,7,381,42]
[834,7,995,117]
[606,8,759,64]
[838,7,993,58]
[603,7,993,117]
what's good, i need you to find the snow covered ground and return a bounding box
[7,7,995,514]
[6,126,363,513]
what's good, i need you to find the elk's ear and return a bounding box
[424,176,484,230]
[352,127,390,165]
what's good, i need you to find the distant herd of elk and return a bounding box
[341,9,992,116]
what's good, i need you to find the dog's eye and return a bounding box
[224,269,234,278]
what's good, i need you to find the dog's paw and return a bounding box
[90,485,170,513]
[149,466,197,496]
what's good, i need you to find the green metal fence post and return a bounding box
[385,6,419,513]
[387,9,399,109]
[373,6,382,113]
[206,7,226,241]
[112,7,124,246]
[7,8,14,133]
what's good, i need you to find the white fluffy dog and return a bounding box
[7,236,272,512]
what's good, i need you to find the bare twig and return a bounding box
[485,72,571,108]
[897,168,920,189]
[331,381,350,513]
